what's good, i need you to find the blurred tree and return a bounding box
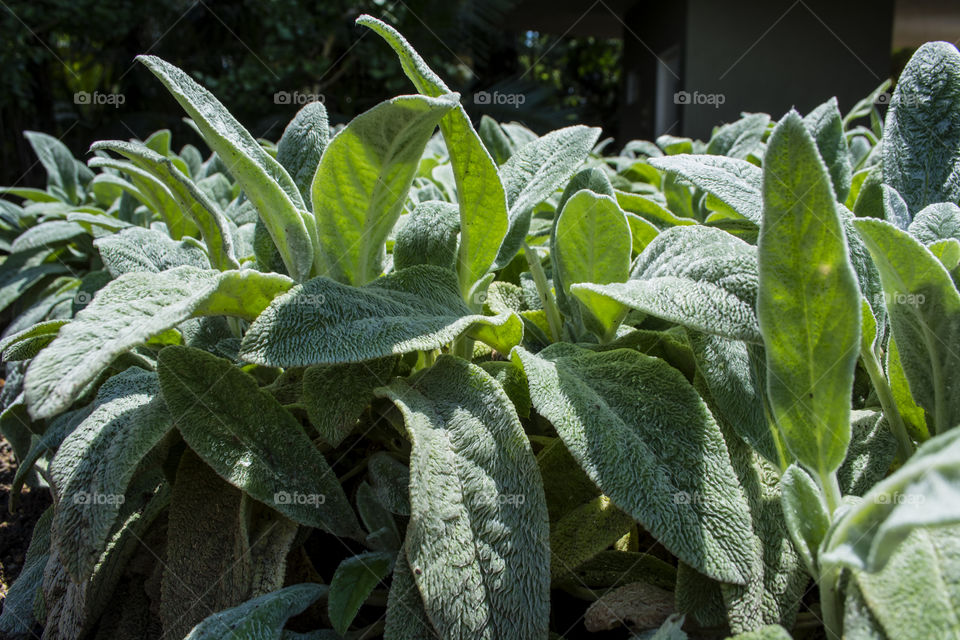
[0,0,622,186]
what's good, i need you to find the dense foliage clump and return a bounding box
[0,16,958,640]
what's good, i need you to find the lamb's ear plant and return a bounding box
[1,18,959,640]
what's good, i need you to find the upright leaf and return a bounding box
[375,356,550,639]
[328,551,395,635]
[157,346,363,538]
[759,111,860,475]
[494,126,601,268]
[803,97,852,202]
[513,344,755,584]
[357,15,510,297]
[882,42,960,215]
[138,55,314,281]
[24,131,78,203]
[310,94,456,284]
[853,218,960,435]
[277,101,329,210]
[553,190,631,339]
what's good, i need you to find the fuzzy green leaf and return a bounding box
[328,551,395,635]
[882,42,960,215]
[157,346,362,537]
[375,356,550,639]
[853,218,960,435]
[94,226,209,276]
[184,584,329,640]
[240,265,521,367]
[908,202,960,245]
[277,101,329,210]
[822,426,960,572]
[759,111,861,475]
[49,368,172,582]
[780,464,830,577]
[357,15,509,297]
[311,94,456,284]
[513,344,755,585]
[25,266,293,419]
[573,225,760,342]
[554,190,631,338]
[648,154,763,223]
[138,55,314,281]
[803,97,852,202]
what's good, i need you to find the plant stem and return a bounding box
[819,470,843,515]
[819,563,843,640]
[522,241,563,342]
[860,345,914,461]
[453,336,474,360]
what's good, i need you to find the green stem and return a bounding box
[522,241,563,342]
[819,470,843,515]
[861,345,914,461]
[453,336,474,360]
[819,563,843,640]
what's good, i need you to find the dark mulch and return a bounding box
[0,436,52,599]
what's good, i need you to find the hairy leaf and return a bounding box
[853,218,960,435]
[311,94,456,284]
[184,584,329,640]
[328,551,395,635]
[25,266,292,419]
[138,55,314,281]
[94,226,209,276]
[357,15,510,297]
[513,344,755,584]
[50,368,172,582]
[648,154,763,223]
[573,225,760,341]
[882,42,960,215]
[376,356,550,639]
[157,346,362,538]
[759,111,860,475]
[277,101,329,210]
[240,265,521,367]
